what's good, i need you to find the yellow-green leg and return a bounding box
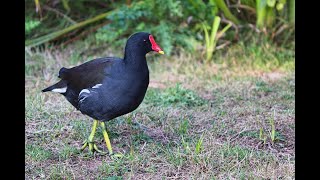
[81,120,103,153]
[100,122,113,155]
[80,120,120,156]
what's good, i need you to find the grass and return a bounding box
[25,40,295,179]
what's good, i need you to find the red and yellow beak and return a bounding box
[149,35,165,54]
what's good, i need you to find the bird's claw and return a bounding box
[81,140,105,154]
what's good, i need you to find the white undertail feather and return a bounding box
[92,84,102,89]
[79,89,90,96]
[79,96,88,103]
[79,89,91,104]
[51,87,67,93]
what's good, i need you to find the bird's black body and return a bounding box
[42,32,159,122]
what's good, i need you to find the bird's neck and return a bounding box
[123,46,148,69]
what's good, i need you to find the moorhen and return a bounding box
[42,32,164,155]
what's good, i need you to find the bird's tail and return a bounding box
[42,80,68,93]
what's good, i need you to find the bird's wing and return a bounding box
[59,57,116,92]
[57,57,121,111]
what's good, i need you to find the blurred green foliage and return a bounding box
[25,20,41,35]
[95,0,188,55]
[25,0,294,60]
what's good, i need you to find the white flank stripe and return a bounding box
[79,89,90,95]
[92,84,102,89]
[79,96,88,103]
[52,87,67,93]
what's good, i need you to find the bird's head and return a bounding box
[126,32,164,55]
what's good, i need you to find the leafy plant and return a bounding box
[25,20,41,35]
[183,0,217,23]
[95,0,188,55]
[25,0,295,54]
[258,114,284,144]
[201,16,232,62]
[288,0,295,24]
[256,0,288,29]
[214,0,239,24]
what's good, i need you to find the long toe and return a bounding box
[80,140,107,154]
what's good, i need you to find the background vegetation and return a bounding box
[25,0,294,59]
[26,0,295,179]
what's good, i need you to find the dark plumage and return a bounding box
[42,32,164,154]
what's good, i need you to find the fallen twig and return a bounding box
[43,5,77,24]
[58,21,110,48]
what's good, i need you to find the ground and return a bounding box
[25,42,295,179]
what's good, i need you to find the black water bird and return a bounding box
[42,32,164,154]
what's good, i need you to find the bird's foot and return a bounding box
[80,140,124,158]
[80,140,106,154]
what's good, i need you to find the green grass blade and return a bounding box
[288,0,295,24]
[256,0,267,28]
[195,133,204,154]
[269,117,276,142]
[202,22,210,53]
[205,16,221,61]
[62,0,71,12]
[214,0,240,24]
[259,127,264,140]
[34,0,40,13]
[210,16,221,45]
[265,7,275,27]
[219,22,232,36]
